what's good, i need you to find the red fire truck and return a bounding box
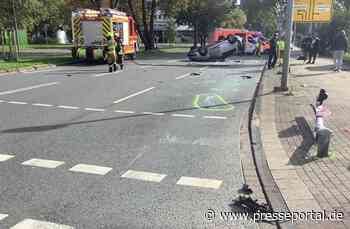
[71,8,138,61]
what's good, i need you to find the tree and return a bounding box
[176,0,231,47]
[242,0,279,37]
[221,8,247,29]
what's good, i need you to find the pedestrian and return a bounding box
[104,35,117,72]
[332,30,348,72]
[301,35,312,63]
[115,35,124,70]
[307,34,320,64]
[268,32,278,69]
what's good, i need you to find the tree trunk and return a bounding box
[149,0,156,48]
[127,0,149,49]
[193,20,198,48]
[141,0,152,50]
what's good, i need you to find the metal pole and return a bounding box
[281,0,294,91]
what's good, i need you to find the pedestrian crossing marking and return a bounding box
[176,176,223,189]
[10,218,74,229]
[121,170,167,183]
[0,213,8,221]
[69,164,112,175]
[0,154,15,162]
[22,158,65,169]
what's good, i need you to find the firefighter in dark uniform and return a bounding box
[104,34,117,72]
[115,35,124,70]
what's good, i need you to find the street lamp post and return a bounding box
[281,0,294,91]
[11,0,19,61]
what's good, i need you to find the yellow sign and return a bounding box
[293,0,333,22]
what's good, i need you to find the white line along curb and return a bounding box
[171,114,195,118]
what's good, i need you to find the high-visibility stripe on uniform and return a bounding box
[102,17,112,39]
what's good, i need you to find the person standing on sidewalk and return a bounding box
[268,33,278,69]
[332,30,348,72]
[307,35,320,64]
[104,35,117,72]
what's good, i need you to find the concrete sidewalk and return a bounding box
[260,57,350,228]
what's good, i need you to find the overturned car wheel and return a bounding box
[198,47,208,56]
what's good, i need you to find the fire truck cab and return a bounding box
[71,8,138,61]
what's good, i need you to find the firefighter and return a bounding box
[104,34,117,72]
[115,35,124,70]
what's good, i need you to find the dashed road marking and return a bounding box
[171,114,195,118]
[113,87,155,104]
[32,103,54,107]
[8,101,27,105]
[115,110,135,114]
[199,67,208,71]
[10,218,74,229]
[85,108,106,112]
[176,176,223,189]
[142,112,165,116]
[0,214,8,221]
[203,116,228,120]
[69,164,112,175]
[0,100,4,103]
[175,73,190,80]
[22,158,65,169]
[57,105,80,110]
[93,71,122,77]
[0,82,59,96]
[166,59,178,63]
[0,154,15,162]
[121,170,166,183]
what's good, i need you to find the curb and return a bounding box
[248,64,293,229]
[0,60,82,77]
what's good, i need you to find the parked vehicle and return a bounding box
[71,8,138,61]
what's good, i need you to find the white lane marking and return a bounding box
[113,87,155,104]
[203,116,228,120]
[8,101,27,105]
[175,73,190,80]
[93,71,122,77]
[85,108,105,112]
[57,105,80,110]
[171,114,195,118]
[115,110,135,114]
[0,214,8,221]
[176,176,223,189]
[69,164,112,175]
[0,82,59,96]
[10,218,74,229]
[200,67,208,71]
[22,158,65,169]
[0,154,15,162]
[21,68,58,74]
[139,65,152,69]
[32,103,53,107]
[166,59,178,63]
[121,170,166,183]
[142,112,165,116]
[0,100,4,103]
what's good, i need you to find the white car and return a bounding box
[188,35,241,61]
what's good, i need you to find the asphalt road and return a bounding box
[0,55,265,229]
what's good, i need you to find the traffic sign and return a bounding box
[293,0,333,22]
